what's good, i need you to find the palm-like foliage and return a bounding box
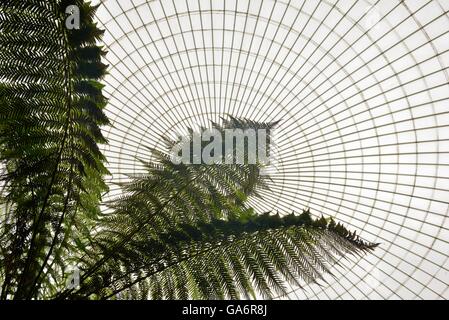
[55,119,377,300]
[0,0,108,299]
[0,0,378,300]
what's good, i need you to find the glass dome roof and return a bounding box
[92,0,449,299]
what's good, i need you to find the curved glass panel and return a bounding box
[92,0,449,299]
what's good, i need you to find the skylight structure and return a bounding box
[92,0,449,299]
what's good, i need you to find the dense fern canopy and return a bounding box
[0,0,109,299]
[0,0,378,300]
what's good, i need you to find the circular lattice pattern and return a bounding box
[93,0,449,299]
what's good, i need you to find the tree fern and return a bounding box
[55,119,378,300]
[0,0,378,300]
[0,0,108,299]
[66,211,377,300]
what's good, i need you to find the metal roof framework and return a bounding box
[92,0,449,299]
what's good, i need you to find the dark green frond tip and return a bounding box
[171,209,379,253]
